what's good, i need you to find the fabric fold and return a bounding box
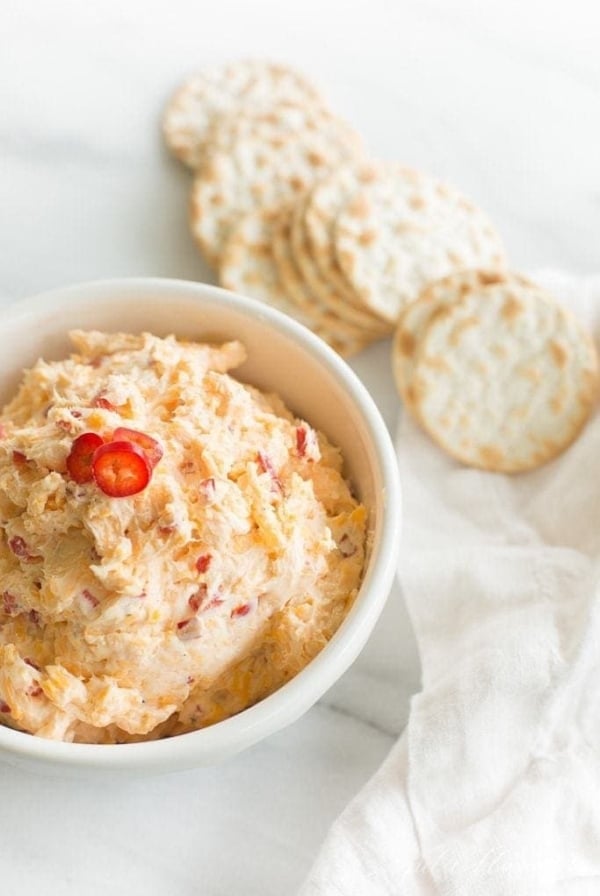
[300,272,600,895]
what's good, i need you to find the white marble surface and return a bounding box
[1,1,599,892]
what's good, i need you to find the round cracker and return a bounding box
[271,209,361,338]
[190,132,362,267]
[289,195,392,337]
[204,102,362,162]
[218,209,368,358]
[218,208,299,319]
[334,165,507,324]
[392,269,531,408]
[303,162,386,318]
[163,60,325,170]
[411,282,599,473]
[271,210,372,343]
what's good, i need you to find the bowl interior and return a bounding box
[0,279,399,773]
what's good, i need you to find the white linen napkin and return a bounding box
[300,272,600,896]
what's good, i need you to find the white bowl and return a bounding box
[0,278,401,776]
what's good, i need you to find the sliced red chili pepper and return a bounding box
[113,427,163,469]
[92,440,151,498]
[66,432,104,483]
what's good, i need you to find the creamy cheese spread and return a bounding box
[0,331,366,743]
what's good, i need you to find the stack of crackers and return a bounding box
[164,60,599,472]
[163,60,505,356]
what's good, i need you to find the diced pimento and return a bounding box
[199,478,216,499]
[92,394,116,411]
[176,618,201,640]
[158,524,177,536]
[188,584,207,613]
[66,432,104,484]
[24,657,41,671]
[257,451,274,476]
[202,595,223,612]
[195,553,212,574]
[28,609,41,626]
[0,701,10,714]
[257,452,282,492]
[2,591,19,615]
[231,603,251,618]
[11,540,41,562]
[8,536,34,559]
[27,684,43,698]
[295,424,319,460]
[113,427,163,470]
[296,426,308,456]
[12,451,27,465]
[81,589,99,608]
[56,419,74,433]
[92,440,151,498]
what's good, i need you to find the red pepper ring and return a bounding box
[66,432,104,483]
[92,440,151,497]
[113,427,163,469]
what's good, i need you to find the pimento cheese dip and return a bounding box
[0,331,366,743]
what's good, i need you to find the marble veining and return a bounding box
[1,1,599,892]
